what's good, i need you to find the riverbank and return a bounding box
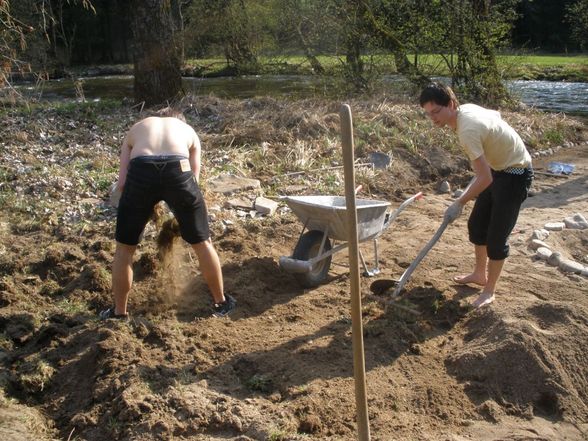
[9,53,588,83]
[1,96,587,440]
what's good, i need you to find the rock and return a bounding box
[564,213,588,230]
[536,247,552,260]
[282,184,307,194]
[225,197,253,210]
[559,259,585,274]
[438,180,451,194]
[254,196,279,215]
[544,222,565,231]
[529,239,549,250]
[547,251,562,266]
[208,174,261,195]
[453,189,464,198]
[531,229,550,241]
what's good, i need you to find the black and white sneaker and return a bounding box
[213,294,236,317]
[99,307,129,321]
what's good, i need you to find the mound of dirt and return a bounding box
[447,304,588,421]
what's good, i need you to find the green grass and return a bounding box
[506,54,588,65]
[54,298,89,315]
[185,53,588,80]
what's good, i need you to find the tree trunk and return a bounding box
[130,0,182,106]
[361,3,430,88]
[296,23,324,74]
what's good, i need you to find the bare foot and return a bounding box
[471,292,495,308]
[453,273,487,286]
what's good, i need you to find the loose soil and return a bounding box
[0,97,587,441]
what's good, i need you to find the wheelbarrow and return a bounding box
[279,192,423,287]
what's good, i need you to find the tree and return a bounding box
[513,0,577,52]
[130,0,183,106]
[185,0,269,73]
[359,0,519,105]
[445,0,516,105]
[0,0,30,87]
[273,0,330,74]
[566,0,588,50]
[360,0,430,88]
[1,0,95,90]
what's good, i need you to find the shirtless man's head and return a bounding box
[155,107,186,122]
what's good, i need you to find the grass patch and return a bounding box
[17,355,55,394]
[245,374,273,393]
[185,53,588,81]
[55,298,88,315]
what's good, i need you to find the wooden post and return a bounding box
[340,103,371,441]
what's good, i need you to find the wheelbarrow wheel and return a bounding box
[292,230,332,288]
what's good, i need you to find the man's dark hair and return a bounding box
[156,107,186,122]
[419,82,460,108]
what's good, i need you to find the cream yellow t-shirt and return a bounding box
[456,104,531,170]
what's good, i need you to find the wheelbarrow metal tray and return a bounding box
[283,195,390,242]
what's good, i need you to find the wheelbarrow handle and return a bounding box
[384,192,423,228]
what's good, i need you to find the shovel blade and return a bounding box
[368,152,391,170]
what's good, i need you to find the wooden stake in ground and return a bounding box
[340,103,371,441]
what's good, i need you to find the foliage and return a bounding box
[513,0,579,52]
[566,0,588,50]
[184,0,277,72]
[0,0,33,87]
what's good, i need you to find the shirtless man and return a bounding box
[100,108,236,319]
[419,82,533,308]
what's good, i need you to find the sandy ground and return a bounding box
[1,107,587,440]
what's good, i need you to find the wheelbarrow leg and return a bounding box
[359,239,381,277]
[373,239,380,274]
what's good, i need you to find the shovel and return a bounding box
[388,217,451,299]
[387,177,477,299]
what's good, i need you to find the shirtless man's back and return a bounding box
[119,115,202,187]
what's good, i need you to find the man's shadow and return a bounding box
[524,174,587,210]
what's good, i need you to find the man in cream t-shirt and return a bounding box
[419,82,533,308]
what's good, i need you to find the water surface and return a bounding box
[14,75,588,115]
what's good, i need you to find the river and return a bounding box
[13,75,588,115]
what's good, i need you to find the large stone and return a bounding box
[536,247,552,260]
[529,239,550,251]
[531,229,550,241]
[544,222,565,231]
[547,251,562,266]
[208,174,261,195]
[438,180,451,194]
[225,197,253,210]
[254,196,279,216]
[564,213,588,230]
[559,259,585,274]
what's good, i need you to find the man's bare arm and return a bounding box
[457,155,493,205]
[189,130,202,182]
[117,134,133,190]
